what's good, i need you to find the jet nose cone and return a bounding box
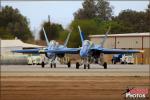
[80,52,84,57]
[47,53,55,59]
[80,50,87,58]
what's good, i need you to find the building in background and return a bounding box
[89,33,150,64]
[0,39,44,64]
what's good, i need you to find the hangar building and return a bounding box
[89,33,150,64]
[0,39,43,64]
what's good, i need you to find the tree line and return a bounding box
[0,6,33,42]
[64,0,150,47]
[0,0,149,47]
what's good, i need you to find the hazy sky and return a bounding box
[1,1,149,39]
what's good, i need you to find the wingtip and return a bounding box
[11,50,15,52]
[140,50,144,53]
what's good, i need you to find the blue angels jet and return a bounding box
[12,27,79,68]
[76,26,144,69]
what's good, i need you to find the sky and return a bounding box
[1,0,149,40]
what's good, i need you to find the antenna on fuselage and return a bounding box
[100,26,111,47]
[42,27,50,46]
[64,32,71,47]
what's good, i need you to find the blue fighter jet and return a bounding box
[76,26,144,69]
[12,27,79,68]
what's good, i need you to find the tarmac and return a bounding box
[1,64,149,76]
[1,64,149,100]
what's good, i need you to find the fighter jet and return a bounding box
[76,26,144,69]
[12,27,79,68]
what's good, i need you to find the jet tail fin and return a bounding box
[64,32,71,47]
[100,26,111,47]
[78,26,85,44]
[42,27,49,46]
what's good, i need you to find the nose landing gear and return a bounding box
[84,64,90,69]
[50,63,56,68]
[49,56,56,68]
[76,58,90,69]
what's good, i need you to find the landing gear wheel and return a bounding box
[112,60,116,64]
[50,63,53,68]
[84,64,86,69]
[41,62,45,68]
[67,61,71,68]
[87,64,90,69]
[103,62,107,69]
[76,62,80,69]
[121,62,124,64]
[54,63,56,68]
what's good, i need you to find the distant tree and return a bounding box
[114,9,148,32]
[74,0,113,21]
[96,0,113,20]
[39,21,64,41]
[0,6,33,41]
[74,0,96,19]
[147,3,150,11]
[68,19,112,47]
[58,30,70,44]
[0,27,14,39]
[145,3,150,32]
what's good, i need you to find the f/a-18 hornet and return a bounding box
[12,27,79,68]
[75,26,144,69]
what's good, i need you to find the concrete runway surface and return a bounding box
[1,64,150,100]
[1,64,149,76]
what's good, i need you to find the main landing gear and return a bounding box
[99,54,107,69]
[76,62,80,69]
[41,61,45,68]
[58,57,71,68]
[103,62,107,69]
[67,61,71,68]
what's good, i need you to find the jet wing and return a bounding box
[102,48,144,54]
[12,48,41,54]
[45,48,80,54]
[91,48,144,54]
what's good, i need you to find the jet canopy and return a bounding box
[49,40,59,46]
[83,40,90,46]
